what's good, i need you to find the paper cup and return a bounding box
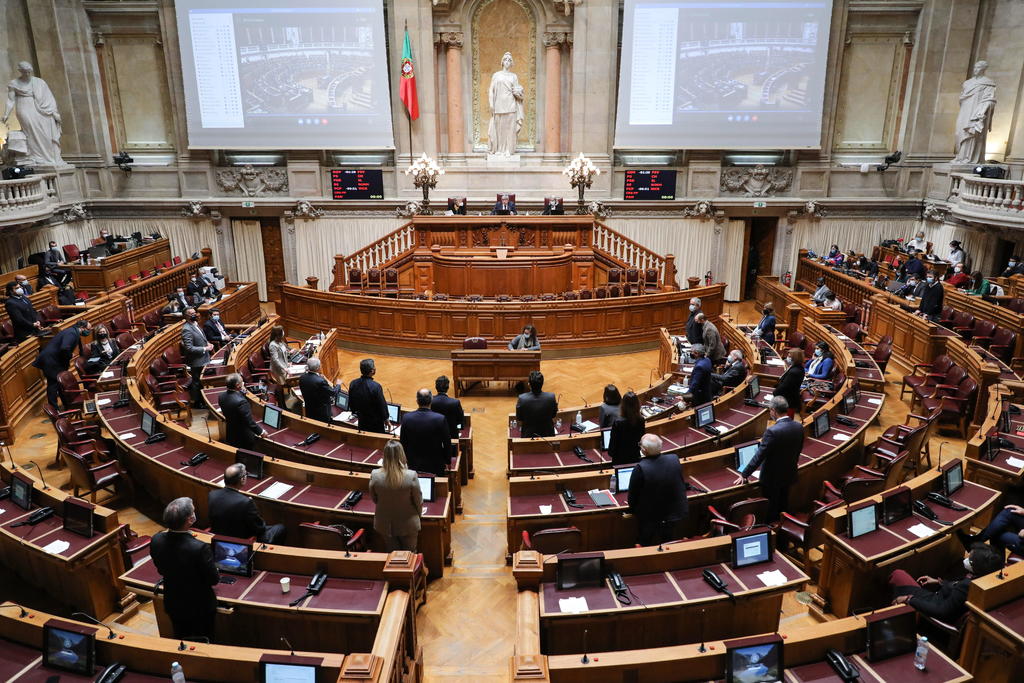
[280,577,290,593]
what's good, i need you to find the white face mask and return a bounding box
[785,357,792,366]
[954,266,962,273]
[13,288,23,297]
[212,315,220,321]
[688,304,696,312]
[963,557,973,573]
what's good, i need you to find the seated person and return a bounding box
[86,325,120,373]
[804,341,834,380]
[201,267,224,296]
[186,274,212,301]
[822,291,842,311]
[967,270,991,297]
[889,544,1002,623]
[491,193,517,215]
[38,265,65,291]
[711,349,747,391]
[56,282,78,306]
[824,244,843,266]
[508,324,540,351]
[859,256,880,277]
[947,240,966,265]
[1000,256,1024,278]
[899,251,926,281]
[811,278,831,304]
[946,263,971,288]
[202,308,231,347]
[542,197,564,215]
[897,275,926,299]
[161,293,184,317]
[448,198,467,215]
[958,504,1024,553]
[906,230,928,253]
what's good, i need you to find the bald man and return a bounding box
[207,463,286,544]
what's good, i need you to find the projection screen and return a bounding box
[175,0,394,149]
[614,0,833,149]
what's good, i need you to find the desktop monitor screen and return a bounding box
[601,429,611,451]
[942,460,964,496]
[11,472,32,511]
[734,441,760,474]
[418,475,435,503]
[812,411,831,438]
[236,449,265,480]
[694,403,715,428]
[335,391,349,410]
[263,404,282,430]
[980,434,1000,462]
[842,391,857,416]
[615,466,634,493]
[865,606,917,661]
[387,403,401,423]
[261,662,318,683]
[556,554,606,590]
[43,621,95,675]
[212,535,254,577]
[140,411,157,437]
[62,497,94,539]
[848,501,879,539]
[747,376,760,400]
[725,635,783,683]
[881,487,912,526]
[849,379,861,404]
[732,530,773,569]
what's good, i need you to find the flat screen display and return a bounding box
[842,391,857,415]
[141,411,157,436]
[726,639,783,683]
[236,449,265,479]
[11,473,32,511]
[866,607,917,662]
[387,403,400,423]
[747,375,760,399]
[263,404,282,430]
[623,169,677,200]
[881,487,911,526]
[335,391,349,410]
[601,429,612,451]
[615,465,635,492]
[262,662,318,683]
[943,460,964,496]
[735,441,759,474]
[694,403,715,428]
[848,502,878,539]
[812,411,830,438]
[43,624,95,675]
[556,555,606,590]
[212,536,254,576]
[418,475,435,503]
[330,169,384,200]
[732,530,772,568]
[62,498,94,539]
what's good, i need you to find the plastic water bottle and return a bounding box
[914,636,928,670]
[575,410,583,426]
[171,662,187,683]
[554,418,563,433]
[609,473,617,493]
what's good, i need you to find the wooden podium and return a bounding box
[450,349,540,396]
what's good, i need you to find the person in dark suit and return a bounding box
[349,358,389,433]
[161,293,185,318]
[181,308,212,407]
[515,370,557,437]
[773,348,805,417]
[627,434,688,546]
[711,349,748,392]
[400,389,451,477]
[957,503,1024,553]
[208,464,285,544]
[896,275,926,299]
[44,241,65,267]
[685,298,703,344]
[687,344,713,407]
[753,302,777,346]
[37,266,64,292]
[12,274,32,295]
[999,256,1024,278]
[608,391,645,465]
[733,396,804,521]
[5,284,41,341]
[490,193,517,215]
[219,373,265,449]
[32,321,90,408]
[85,325,120,374]
[917,270,944,322]
[888,544,1003,623]
[187,274,210,301]
[149,497,219,641]
[449,198,467,215]
[431,375,465,440]
[202,308,231,348]
[542,197,564,215]
[598,384,622,428]
[299,357,342,424]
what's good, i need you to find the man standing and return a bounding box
[208,464,286,544]
[917,270,944,322]
[697,313,726,363]
[400,389,451,476]
[181,307,212,408]
[733,396,803,520]
[219,373,265,449]
[33,320,90,408]
[5,283,41,341]
[202,308,231,348]
[149,497,219,642]
[627,434,688,546]
[516,370,557,437]
[431,375,465,440]
[685,297,703,344]
[349,358,388,433]
[687,344,713,407]
[299,357,342,424]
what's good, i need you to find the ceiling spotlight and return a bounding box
[113,151,134,175]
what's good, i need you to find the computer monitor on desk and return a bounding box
[11,471,33,510]
[848,501,879,539]
[734,441,759,475]
[724,634,783,683]
[387,403,401,424]
[942,460,964,496]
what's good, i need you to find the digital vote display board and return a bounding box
[623,169,676,200]
[330,169,384,200]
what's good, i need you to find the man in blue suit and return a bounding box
[734,396,804,520]
[687,344,713,407]
[400,389,451,477]
[33,320,90,408]
[490,193,517,215]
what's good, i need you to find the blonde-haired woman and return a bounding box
[369,440,422,552]
[267,325,290,406]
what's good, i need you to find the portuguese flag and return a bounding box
[399,29,419,121]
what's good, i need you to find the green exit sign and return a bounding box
[752,201,768,208]
[241,200,255,208]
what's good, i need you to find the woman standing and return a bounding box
[369,441,423,552]
[608,391,646,466]
[267,325,290,405]
[599,384,622,428]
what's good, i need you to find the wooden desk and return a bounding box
[199,281,261,325]
[815,468,999,617]
[959,559,1024,682]
[451,349,540,396]
[965,389,1024,492]
[67,239,172,294]
[0,463,133,619]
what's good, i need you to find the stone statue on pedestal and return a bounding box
[952,60,997,165]
[2,61,67,168]
[487,52,524,156]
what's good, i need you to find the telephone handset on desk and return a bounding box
[702,568,735,601]
[11,507,55,527]
[0,486,9,500]
[608,570,632,604]
[561,488,583,509]
[926,492,968,511]
[702,425,720,437]
[572,446,593,463]
[144,432,167,445]
[181,452,208,467]
[341,490,362,509]
[288,570,329,607]
[825,648,860,682]
[95,662,127,683]
[913,499,951,526]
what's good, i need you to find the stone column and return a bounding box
[438,32,465,156]
[542,32,568,156]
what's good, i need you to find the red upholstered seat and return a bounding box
[62,244,81,262]
[462,337,487,350]
[900,354,953,399]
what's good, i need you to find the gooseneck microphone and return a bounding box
[281,636,295,656]
[72,611,116,639]
[24,460,49,491]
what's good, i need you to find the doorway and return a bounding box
[742,217,777,300]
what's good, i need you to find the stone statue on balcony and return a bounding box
[2,62,67,168]
[487,52,524,156]
[952,60,997,165]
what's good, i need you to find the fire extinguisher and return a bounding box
[704,271,713,286]
[781,271,792,287]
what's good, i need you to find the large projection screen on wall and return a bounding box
[175,0,394,149]
[614,0,833,149]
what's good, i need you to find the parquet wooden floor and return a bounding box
[1,300,968,682]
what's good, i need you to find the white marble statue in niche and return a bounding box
[2,61,67,168]
[487,52,524,156]
[952,60,997,165]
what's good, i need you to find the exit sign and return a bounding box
[241,200,255,208]
[752,201,767,208]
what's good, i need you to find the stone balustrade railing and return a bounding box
[0,173,59,226]
[949,172,1024,227]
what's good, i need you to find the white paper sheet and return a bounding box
[331,411,354,422]
[907,523,934,538]
[579,420,600,432]
[100,371,114,379]
[1006,456,1024,469]
[42,540,71,555]
[558,597,589,614]
[209,358,224,366]
[539,505,552,514]
[287,365,306,374]
[96,398,111,406]
[766,359,785,366]
[714,424,729,433]
[832,433,851,442]
[757,569,787,587]
[867,397,883,405]
[260,482,294,500]
[422,506,428,515]
[119,432,137,439]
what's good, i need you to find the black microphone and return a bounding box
[72,611,116,639]
[581,628,589,664]
[202,416,213,443]
[2,440,14,471]
[386,387,394,405]
[24,460,49,491]
[281,636,295,656]
[580,395,590,408]
[697,608,707,652]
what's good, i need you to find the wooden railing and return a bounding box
[592,221,676,287]
[114,248,211,315]
[0,173,59,226]
[339,222,417,280]
[950,172,1024,223]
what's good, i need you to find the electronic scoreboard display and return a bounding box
[330,169,384,200]
[623,169,676,200]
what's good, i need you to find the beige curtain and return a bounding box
[232,220,268,300]
[783,217,919,275]
[721,220,746,301]
[294,216,404,288]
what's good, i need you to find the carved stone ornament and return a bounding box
[801,200,826,218]
[922,202,949,223]
[553,0,583,16]
[437,32,463,49]
[542,32,571,48]
[587,200,611,219]
[181,200,208,218]
[396,200,423,218]
[683,200,716,219]
[62,202,89,223]
[216,164,288,197]
[293,200,323,219]
[720,164,793,197]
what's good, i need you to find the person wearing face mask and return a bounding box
[888,544,1003,623]
[906,230,927,253]
[810,278,831,305]
[44,240,65,267]
[824,245,843,266]
[916,269,944,322]
[161,293,184,318]
[687,344,713,407]
[202,308,231,348]
[947,240,966,265]
[181,307,213,408]
[752,302,776,346]
[711,349,748,391]
[898,275,925,299]
[5,282,42,341]
[685,297,703,344]
[187,273,210,301]
[1000,256,1024,278]
[898,250,926,282]
[32,321,90,408]
[967,270,990,297]
[696,312,726,364]
[804,342,835,380]
[12,274,33,295]
[86,325,120,374]
[773,348,805,417]
[732,396,803,521]
[946,262,971,288]
[822,291,842,311]
[173,287,191,309]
